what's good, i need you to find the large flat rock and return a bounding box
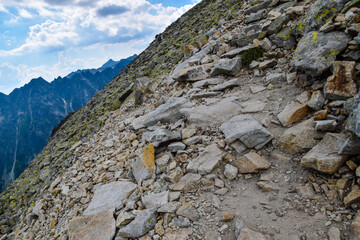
[219,115,273,150]
[132,144,156,183]
[187,144,223,175]
[84,181,137,216]
[301,133,348,174]
[69,210,116,240]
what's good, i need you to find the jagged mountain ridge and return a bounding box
[0,55,136,191]
[1,0,360,239]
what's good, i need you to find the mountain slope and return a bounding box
[1,0,360,239]
[0,55,136,191]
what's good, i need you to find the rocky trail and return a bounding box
[1,0,360,239]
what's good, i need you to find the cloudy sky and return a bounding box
[0,0,200,94]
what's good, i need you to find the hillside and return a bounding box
[1,0,360,239]
[0,55,136,191]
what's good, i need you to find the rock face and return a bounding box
[324,61,358,100]
[68,210,116,240]
[117,209,156,238]
[220,115,273,150]
[278,119,318,154]
[187,144,223,175]
[301,133,348,174]
[294,31,351,76]
[132,144,156,183]
[84,181,137,216]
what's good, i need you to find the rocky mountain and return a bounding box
[1,0,360,239]
[0,55,136,191]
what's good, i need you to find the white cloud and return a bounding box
[0,4,8,13]
[18,8,35,18]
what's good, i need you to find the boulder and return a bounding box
[267,15,290,35]
[346,91,360,137]
[134,77,153,106]
[219,115,273,150]
[117,209,156,238]
[142,128,181,147]
[277,102,309,127]
[339,134,360,155]
[294,31,351,77]
[68,210,116,240]
[234,152,271,174]
[221,45,256,58]
[187,144,223,175]
[308,90,325,111]
[83,181,136,216]
[269,27,296,50]
[278,119,318,154]
[132,97,194,130]
[349,212,360,240]
[210,57,242,76]
[132,144,156,183]
[210,78,240,91]
[324,61,358,100]
[172,66,208,82]
[344,190,360,208]
[301,133,348,174]
[169,173,201,193]
[141,191,169,210]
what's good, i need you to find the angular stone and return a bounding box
[234,152,271,174]
[301,133,348,174]
[238,227,267,240]
[339,134,360,155]
[267,15,290,35]
[169,173,201,193]
[116,212,135,228]
[250,86,266,94]
[344,190,360,208]
[168,142,186,152]
[181,97,243,127]
[240,100,266,113]
[210,57,242,77]
[192,77,225,88]
[221,45,255,58]
[143,128,181,147]
[222,211,235,222]
[258,59,277,70]
[69,210,116,240]
[117,209,156,238]
[84,181,136,216]
[224,164,238,180]
[135,77,152,105]
[328,227,341,240]
[187,144,223,175]
[132,97,194,130]
[324,61,358,100]
[265,73,286,84]
[245,10,266,24]
[315,120,337,131]
[220,115,273,150]
[294,31,351,77]
[157,202,181,213]
[141,191,168,210]
[181,128,196,139]
[176,205,200,221]
[349,212,360,240]
[277,102,309,127]
[269,27,296,50]
[190,92,221,100]
[308,90,325,111]
[260,38,272,51]
[210,78,240,91]
[132,144,155,183]
[346,91,360,137]
[172,66,208,82]
[244,0,272,15]
[278,119,318,154]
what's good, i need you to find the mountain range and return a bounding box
[0,54,136,191]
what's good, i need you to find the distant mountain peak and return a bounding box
[100,59,119,69]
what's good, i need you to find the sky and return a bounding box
[0,0,200,94]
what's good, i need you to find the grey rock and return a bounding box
[339,134,360,155]
[211,78,240,91]
[244,0,272,15]
[301,133,348,174]
[168,142,186,152]
[169,173,201,193]
[184,136,202,146]
[224,164,238,180]
[315,120,337,132]
[143,128,181,147]
[346,91,360,137]
[221,45,256,58]
[344,97,355,115]
[231,38,252,48]
[176,205,200,221]
[172,66,208,82]
[134,77,152,105]
[84,181,137,216]
[192,77,225,88]
[141,191,169,210]
[117,209,156,238]
[294,31,351,77]
[157,201,182,213]
[190,91,221,100]
[245,10,266,24]
[187,144,223,175]
[219,115,273,150]
[269,27,296,50]
[173,218,191,228]
[308,90,325,111]
[69,210,116,240]
[132,145,155,183]
[210,57,242,76]
[234,217,245,238]
[181,97,243,127]
[238,228,268,240]
[265,73,286,84]
[258,59,277,70]
[260,38,272,51]
[132,97,194,130]
[240,100,266,113]
[116,212,136,228]
[267,15,290,35]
